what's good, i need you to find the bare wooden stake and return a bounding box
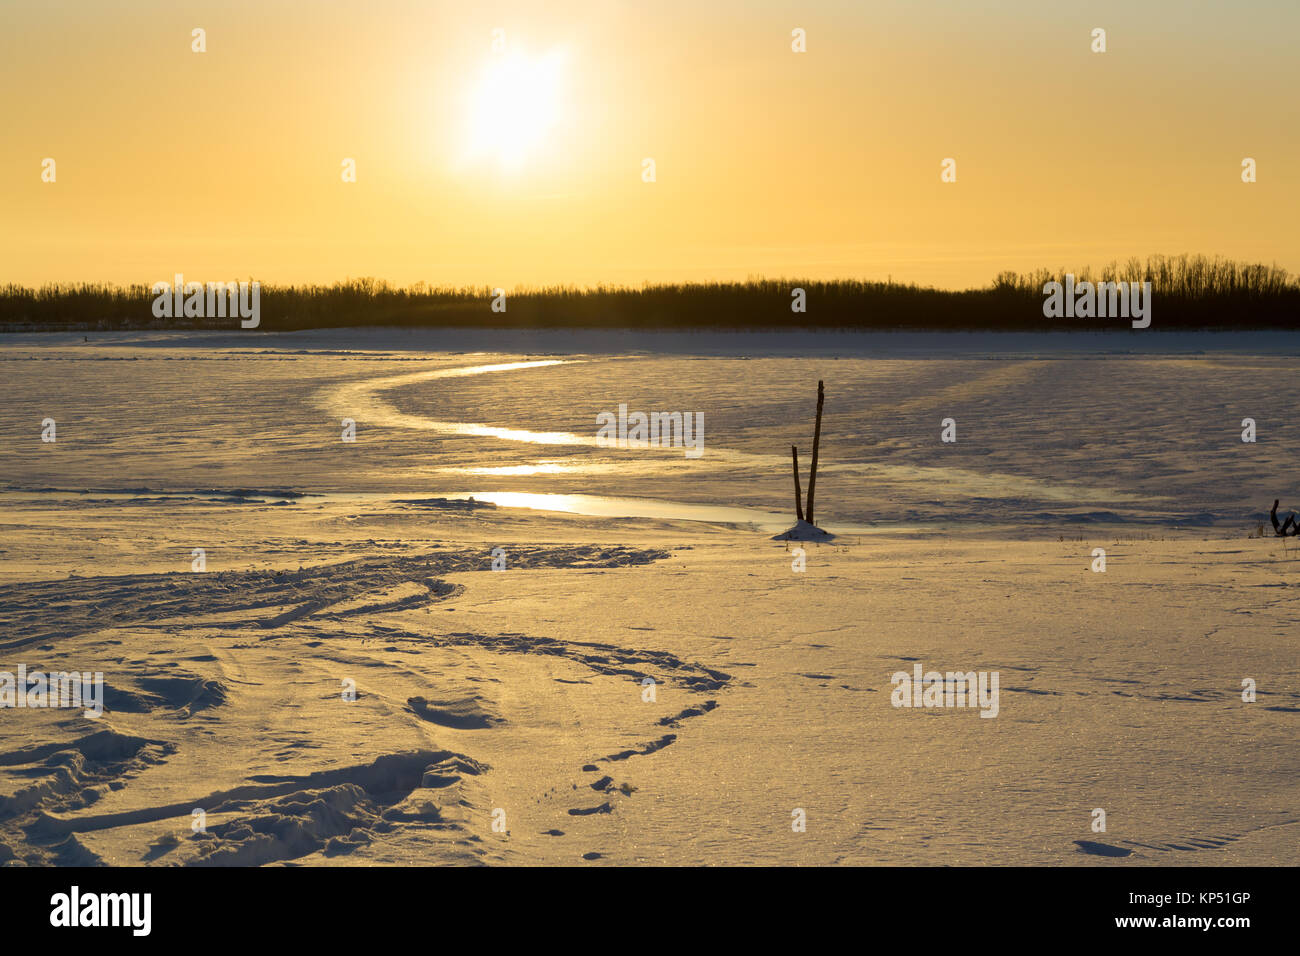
[806,380,825,525]
[791,445,804,522]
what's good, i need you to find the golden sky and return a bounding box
[2,0,1297,289]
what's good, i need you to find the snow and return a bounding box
[0,329,1296,865]
[772,519,836,541]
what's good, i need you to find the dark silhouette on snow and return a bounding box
[1269,499,1299,536]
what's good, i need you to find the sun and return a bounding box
[463,48,568,172]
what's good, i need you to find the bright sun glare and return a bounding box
[464,49,568,172]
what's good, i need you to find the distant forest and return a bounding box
[3,255,1298,332]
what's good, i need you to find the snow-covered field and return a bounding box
[0,329,1296,865]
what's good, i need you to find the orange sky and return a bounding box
[2,0,1297,289]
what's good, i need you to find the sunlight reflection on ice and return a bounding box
[316,356,1151,504]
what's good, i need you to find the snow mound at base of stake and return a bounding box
[771,520,836,542]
